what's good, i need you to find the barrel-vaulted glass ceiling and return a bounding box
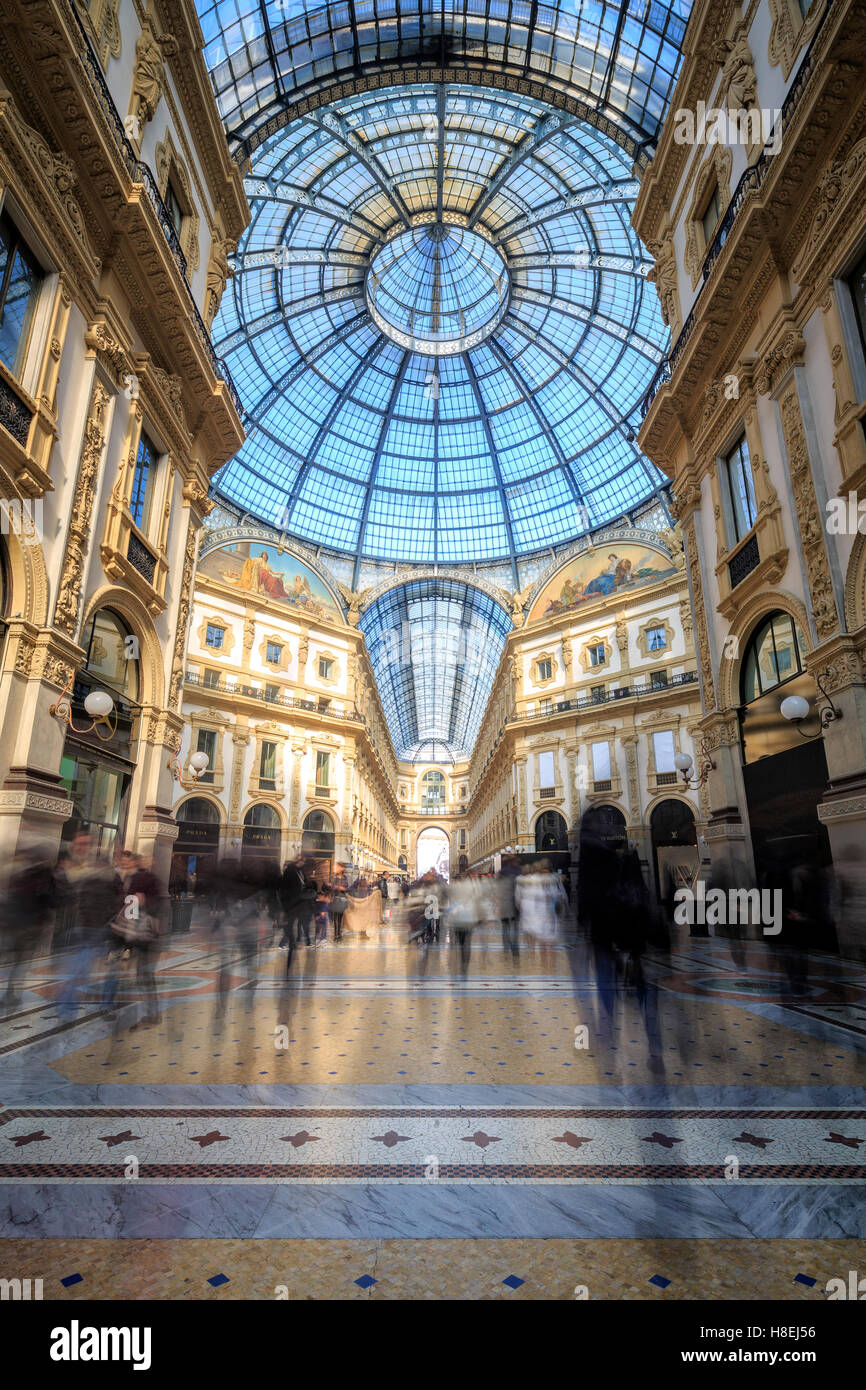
[197,0,692,156]
[358,578,512,761]
[210,81,673,568]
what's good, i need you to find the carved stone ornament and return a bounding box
[754,331,806,397]
[778,385,838,641]
[168,519,198,708]
[54,381,110,636]
[129,20,178,134]
[8,103,87,247]
[796,136,866,273]
[685,520,716,710]
[85,324,129,384]
[336,581,370,627]
[709,30,758,112]
[205,237,237,328]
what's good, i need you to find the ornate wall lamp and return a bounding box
[49,674,117,741]
[674,740,716,789]
[780,671,842,738]
[166,732,210,782]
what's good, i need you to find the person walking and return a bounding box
[495,854,521,964]
[447,870,480,977]
[117,849,162,1028]
[515,858,566,972]
[57,832,123,1019]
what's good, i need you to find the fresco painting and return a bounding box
[200,542,340,616]
[528,543,676,623]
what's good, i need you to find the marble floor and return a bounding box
[1,920,865,1299]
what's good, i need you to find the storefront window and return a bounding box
[59,750,128,858]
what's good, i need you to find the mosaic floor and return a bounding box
[1,921,865,1299]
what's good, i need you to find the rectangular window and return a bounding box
[0,212,44,376]
[651,670,669,690]
[591,742,611,782]
[204,624,224,649]
[647,624,667,651]
[315,750,331,788]
[724,435,758,543]
[588,643,605,667]
[203,667,220,689]
[653,730,677,774]
[130,432,158,531]
[266,641,282,663]
[538,750,556,789]
[590,684,605,703]
[265,683,280,701]
[540,698,553,714]
[848,248,866,358]
[458,829,466,850]
[318,656,334,680]
[195,728,215,784]
[259,740,277,790]
[537,658,552,681]
[701,184,722,245]
[165,179,184,237]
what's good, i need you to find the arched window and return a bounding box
[242,802,281,865]
[81,608,139,701]
[421,769,446,808]
[177,797,219,824]
[741,612,808,704]
[244,804,280,829]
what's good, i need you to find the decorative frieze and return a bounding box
[54,378,110,637]
[777,384,838,640]
[685,520,716,711]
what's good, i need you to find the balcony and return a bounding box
[508,671,698,723]
[728,533,760,589]
[184,670,360,720]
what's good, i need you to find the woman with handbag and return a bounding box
[330,875,349,941]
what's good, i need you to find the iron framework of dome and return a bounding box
[210,80,673,574]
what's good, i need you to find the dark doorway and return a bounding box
[742,738,832,878]
[535,809,568,853]
[580,803,627,850]
[650,798,697,903]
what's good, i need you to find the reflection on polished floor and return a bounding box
[1,918,865,1299]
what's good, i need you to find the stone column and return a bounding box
[700,711,756,886]
[227,722,250,859]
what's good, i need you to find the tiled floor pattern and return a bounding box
[2,1105,864,1181]
[2,1237,864,1299]
[3,928,866,1298]
[49,994,866,1086]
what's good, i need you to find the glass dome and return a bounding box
[366,222,509,353]
[211,82,671,567]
